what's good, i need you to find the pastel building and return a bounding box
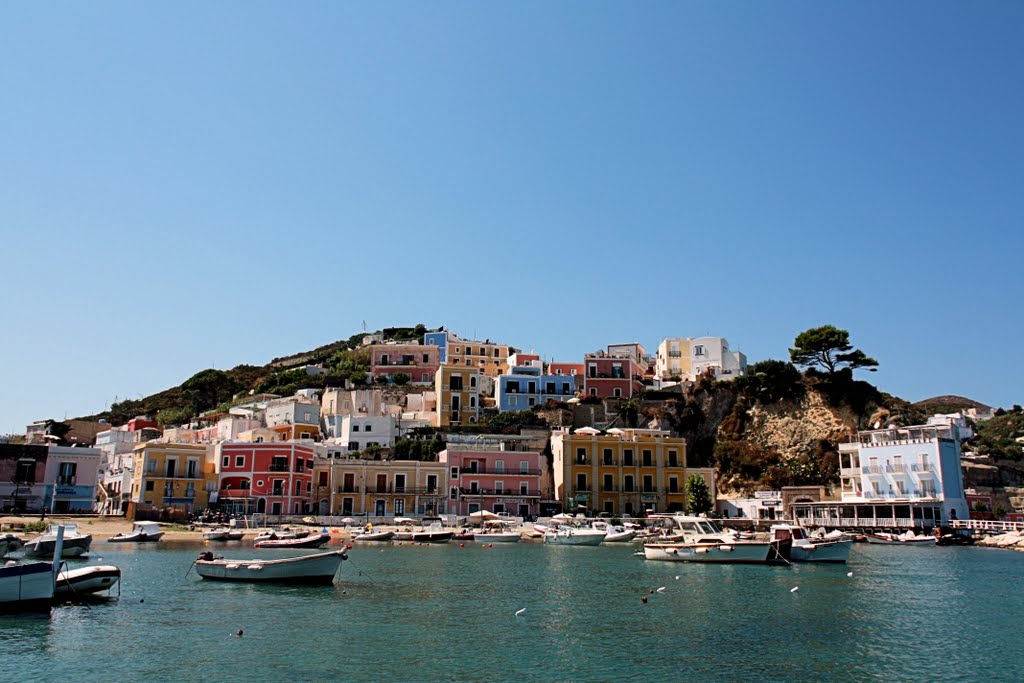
[551,428,714,517]
[793,423,970,529]
[583,344,648,399]
[42,446,102,513]
[425,331,513,377]
[265,398,321,441]
[497,366,576,411]
[323,415,397,451]
[548,362,585,379]
[312,457,447,517]
[435,366,481,427]
[213,441,316,516]
[128,443,212,517]
[369,343,440,384]
[0,443,48,513]
[655,337,747,382]
[440,434,542,518]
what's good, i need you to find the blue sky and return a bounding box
[2,3,1022,433]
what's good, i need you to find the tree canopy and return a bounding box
[789,325,878,375]
[685,474,713,515]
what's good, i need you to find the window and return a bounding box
[624,449,634,466]
[470,375,477,388]
[353,425,360,432]
[669,477,679,493]
[470,397,476,407]
[395,474,406,493]
[451,467,459,479]
[642,450,653,467]
[395,499,405,515]
[694,345,705,356]
[365,424,372,433]
[576,448,587,464]
[423,354,429,363]
[624,475,634,492]
[603,448,613,465]
[643,475,654,493]
[348,442,359,451]
[603,474,613,491]
[613,388,622,398]
[495,481,504,494]
[450,487,459,500]
[381,354,389,366]
[222,456,230,467]
[145,481,154,492]
[520,460,529,474]
[300,431,310,439]
[576,473,588,491]
[545,382,555,394]
[589,388,597,397]
[187,460,198,478]
[235,456,245,467]
[495,460,505,473]
[520,482,529,495]
[588,364,597,378]
[668,450,679,467]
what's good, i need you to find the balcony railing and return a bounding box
[365,486,442,495]
[268,464,289,472]
[459,467,541,476]
[56,476,77,485]
[457,487,540,497]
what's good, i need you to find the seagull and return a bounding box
[790,586,799,593]
[656,587,666,593]
[515,608,527,617]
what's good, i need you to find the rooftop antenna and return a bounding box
[362,320,368,333]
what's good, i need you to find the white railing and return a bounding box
[951,519,1024,532]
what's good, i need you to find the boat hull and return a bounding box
[353,531,395,542]
[195,549,347,584]
[790,540,852,563]
[55,566,121,596]
[643,540,790,564]
[0,561,55,609]
[411,532,453,543]
[254,533,330,549]
[108,532,163,543]
[603,531,637,543]
[23,536,92,559]
[544,531,606,546]
[474,532,521,543]
[865,534,937,546]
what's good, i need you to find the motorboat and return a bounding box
[864,531,937,546]
[592,521,637,543]
[770,524,851,563]
[108,521,164,543]
[23,523,93,559]
[543,525,607,546]
[55,565,121,597]
[193,548,348,584]
[642,516,791,564]
[1,533,24,557]
[474,521,521,544]
[252,527,310,543]
[395,522,454,544]
[353,531,395,542]
[254,533,331,549]
[1,525,66,611]
[204,528,232,541]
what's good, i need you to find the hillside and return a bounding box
[913,394,991,415]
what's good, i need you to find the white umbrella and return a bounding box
[340,517,357,525]
[551,513,575,522]
[467,510,499,520]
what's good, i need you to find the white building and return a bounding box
[326,415,397,452]
[793,423,969,529]
[655,336,747,382]
[95,426,137,514]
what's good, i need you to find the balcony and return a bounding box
[268,464,289,472]
[600,485,618,492]
[457,487,540,497]
[460,467,541,476]
[56,476,77,486]
[272,488,284,496]
[365,486,443,495]
[601,459,618,467]
[911,463,934,474]
[861,465,883,475]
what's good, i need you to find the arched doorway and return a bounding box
[256,498,266,514]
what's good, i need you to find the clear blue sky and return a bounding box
[2,3,1022,433]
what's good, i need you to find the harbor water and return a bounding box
[3,541,1022,682]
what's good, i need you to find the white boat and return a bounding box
[108,521,164,543]
[254,533,331,549]
[55,565,121,597]
[865,531,937,546]
[592,521,637,543]
[252,527,309,543]
[204,528,232,541]
[543,526,607,546]
[23,523,92,559]
[474,521,521,544]
[394,522,454,544]
[642,516,791,564]
[193,549,348,584]
[770,524,851,563]
[353,531,395,542]
[1,525,65,611]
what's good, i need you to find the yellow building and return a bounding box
[128,443,213,518]
[442,334,512,377]
[435,366,481,427]
[551,428,714,517]
[312,458,447,517]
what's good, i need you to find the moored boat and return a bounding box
[592,521,637,543]
[865,531,937,546]
[55,565,121,597]
[1,533,25,557]
[1,525,66,611]
[254,533,331,549]
[770,524,851,563]
[193,549,348,584]
[543,526,607,546]
[23,523,92,559]
[108,521,164,543]
[474,521,521,544]
[353,531,395,542]
[642,515,790,564]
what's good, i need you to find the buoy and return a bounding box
[140,598,145,603]
[641,596,648,603]
[488,544,493,548]
[460,543,465,548]
[674,576,680,580]
[790,586,799,593]
[236,629,244,636]
[648,589,655,594]
[847,571,854,577]
[515,608,526,616]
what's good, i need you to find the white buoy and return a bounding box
[790,586,799,593]
[515,608,526,617]
[847,571,853,577]
[656,587,666,593]
[674,576,680,580]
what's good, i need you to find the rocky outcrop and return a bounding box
[976,531,1024,552]
[745,391,851,460]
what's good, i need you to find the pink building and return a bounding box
[213,442,315,516]
[441,435,541,518]
[583,351,645,399]
[548,362,585,378]
[369,344,440,384]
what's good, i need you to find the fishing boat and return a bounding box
[543,525,607,546]
[1,525,65,611]
[55,565,121,597]
[642,515,791,564]
[22,523,92,559]
[193,549,348,584]
[108,521,164,543]
[864,531,937,546]
[770,524,851,563]
[254,533,331,549]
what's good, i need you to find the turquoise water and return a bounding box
[3,541,1022,682]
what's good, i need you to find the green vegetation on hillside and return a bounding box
[970,407,1024,461]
